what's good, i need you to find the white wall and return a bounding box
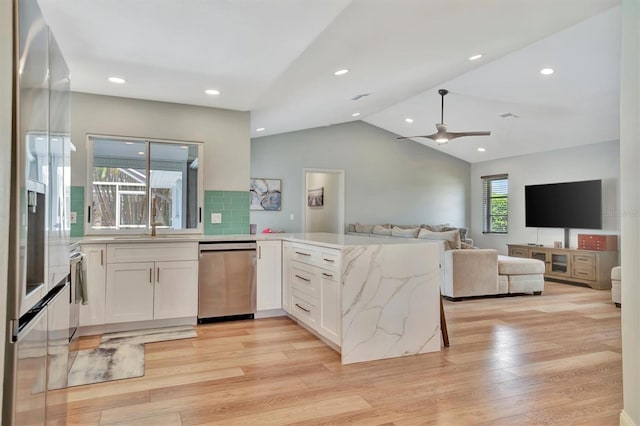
[0,0,13,410]
[305,172,340,233]
[620,0,639,424]
[470,141,620,254]
[70,92,250,191]
[250,121,471,233]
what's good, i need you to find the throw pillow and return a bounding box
[425,223,450,232]
[391,226,420,238]
[354,223,373,234]
[444,226,468,241]
[393,224,421,230]
[372,225,392,236]
[347,224,356,233]
[460,241,475,249]
[417,228,462,250]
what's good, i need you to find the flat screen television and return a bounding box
[525,179,602,229]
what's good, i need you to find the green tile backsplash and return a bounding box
[69,187,248,236]
[70,186,85,237]
[204,190,250,235]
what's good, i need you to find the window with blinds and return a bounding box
[482,174,509,234]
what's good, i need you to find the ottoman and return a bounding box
[498,255,545,294]
[611,266,621,307]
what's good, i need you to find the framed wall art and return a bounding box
[307,187,324,207]
[250,178,281,211]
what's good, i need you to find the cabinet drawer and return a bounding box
[509,247,529,258]
[291,290,318,326]
[318,248,341,271]
[572,252,595,266]
[291,244,318,265]
[572,266,595,281]
[107,243,198,263]
[290,262,319,298]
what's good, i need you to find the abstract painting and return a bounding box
[250,178,282,211]
[307,187,324,207]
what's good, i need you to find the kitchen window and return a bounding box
[482,173,509,234]
[86,135,203,234]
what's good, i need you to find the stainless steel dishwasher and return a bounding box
[198,242,257,322]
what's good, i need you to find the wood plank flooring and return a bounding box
[52,282,622,425]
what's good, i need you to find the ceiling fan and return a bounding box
[397,89,491,145]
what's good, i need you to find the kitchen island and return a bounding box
[78,233,442,364]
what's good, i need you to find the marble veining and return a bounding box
[341,242,441,364]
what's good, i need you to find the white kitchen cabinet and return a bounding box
[319,269,341,345]
[284,242,341,345]
[105,262,155,323]
[281,242,292,313]
[154,260,198,319]
[79,244,107,327]
[104,243,199,324]
[256,240,282,311]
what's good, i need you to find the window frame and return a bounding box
[84,134,204,236]
[482,173,509,234]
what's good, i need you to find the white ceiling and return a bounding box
[38,0,621,163]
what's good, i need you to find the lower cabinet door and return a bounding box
[320,270,341,345]
[105,262,154,323]
[154,260,198,319]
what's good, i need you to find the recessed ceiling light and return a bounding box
[352,112,361,117]
[108,77,125,84]
[540,68,554,75]
[256,127,265,132]
[334,69,349,76]
[205,89,220,95]
[405,118,414,123]
[469,54,483,61]
[125,142,134,145]
[477,147,486,152]
[180,146,188,149]
[137,151,144,155]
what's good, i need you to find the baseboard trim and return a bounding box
[620,410,637,426]
[78,317,196,337]
[255,308,286,319]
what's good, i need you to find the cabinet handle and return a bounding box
[295,303,310,313]
[295,274,310,282]
[323,258,335,263]
[157,268,160,282]
[259,245,262,260]
[322,272,333,278]
[295,251,311,256]
[100,250,104,266]
[149,268,153,283]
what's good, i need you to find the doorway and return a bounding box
[302,168,345,233]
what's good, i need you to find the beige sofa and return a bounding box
[347,223,545,300]
[611,266,621,307]
[442,250,545,300]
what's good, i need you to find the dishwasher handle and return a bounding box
[199,242,257,252]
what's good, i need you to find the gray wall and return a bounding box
[471,141,620,254]
[70,92,250,191]
[250,121,471,233]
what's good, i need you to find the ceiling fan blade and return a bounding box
[396,133,438,140]
[446,130,491,140]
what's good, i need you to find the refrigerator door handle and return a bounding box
[9,319,18,343]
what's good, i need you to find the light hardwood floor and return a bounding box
[55,281,622,425]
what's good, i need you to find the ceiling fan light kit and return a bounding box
[397,88,491,145]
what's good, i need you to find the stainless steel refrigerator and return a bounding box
[3,0,71,424]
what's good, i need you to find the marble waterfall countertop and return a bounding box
[75,232,432,249]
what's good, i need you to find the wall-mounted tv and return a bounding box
[525,179,602,229]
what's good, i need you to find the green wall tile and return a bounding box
[204,190,250,235]
[70,186,84,237]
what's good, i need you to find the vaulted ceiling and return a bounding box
[38,0,621,163]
